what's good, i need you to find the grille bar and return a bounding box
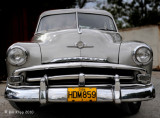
[27,74,133,82]
[13,62,146,76]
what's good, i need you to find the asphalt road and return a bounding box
[0,71,159,118]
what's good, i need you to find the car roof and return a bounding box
[40,9,113,18]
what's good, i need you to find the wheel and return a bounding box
[121,101,141,115]
[9,101,40,111]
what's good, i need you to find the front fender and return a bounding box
[6,43,41,77]
[119,41,153,74]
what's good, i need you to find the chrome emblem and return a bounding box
[67,41,94,49]
[76,41,85,49]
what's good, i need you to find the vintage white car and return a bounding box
[5,9,155,114]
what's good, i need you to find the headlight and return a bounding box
[133,46,153,65]
[7,46,28,66]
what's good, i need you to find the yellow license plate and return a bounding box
[68,87,97,102]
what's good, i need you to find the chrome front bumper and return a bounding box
[5,84,155,104]
[5,62,155,104]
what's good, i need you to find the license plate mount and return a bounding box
[67,87,97,102]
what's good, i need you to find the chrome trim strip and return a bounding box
[50,57,107,63]
[27,74,79,82]
[49,75,79,80]
[49,84,111,88]
[8,84,40,88]
[8,83,150,89]
[76,8,81,34]
[27,74,133,82]
[7,84,112,89]
[49,57,105,63]
[13,62,146,76]
[67,42,94,49]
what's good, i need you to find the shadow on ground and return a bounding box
[14,103,130,118]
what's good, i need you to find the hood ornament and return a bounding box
[67,41,94,49]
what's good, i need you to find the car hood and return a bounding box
[34,29,120,64]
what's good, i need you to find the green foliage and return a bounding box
[100,0,160,28]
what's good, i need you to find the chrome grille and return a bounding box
[26,67,134,78]
[24,67,136,86]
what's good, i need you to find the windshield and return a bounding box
[78,13,116,31]
[38,13,77,32]
[37,13,116,32]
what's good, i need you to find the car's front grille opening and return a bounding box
[26,67,134,78]
[24,67,136,86]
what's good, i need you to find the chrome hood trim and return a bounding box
[47,57,108,63]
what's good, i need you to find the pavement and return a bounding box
[0,71,159,118]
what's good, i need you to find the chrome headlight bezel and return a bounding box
[133,46,153,66]
[7,46,28,66]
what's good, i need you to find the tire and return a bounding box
[9,101,40,111]
[121,101,141,115]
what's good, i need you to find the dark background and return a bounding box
[0,0,87,80]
